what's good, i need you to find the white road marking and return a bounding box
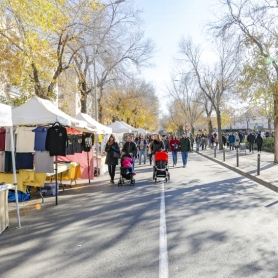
[159,181,169,278]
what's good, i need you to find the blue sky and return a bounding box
[132,0,217,96]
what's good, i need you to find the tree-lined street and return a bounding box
[1,154,278,277]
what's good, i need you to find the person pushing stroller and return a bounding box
[121,134,137,174]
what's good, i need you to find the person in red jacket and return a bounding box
[169,135,179,167]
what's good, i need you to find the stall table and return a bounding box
[0,184,14,234]
[93,155,107,176]
[46,162,81,191]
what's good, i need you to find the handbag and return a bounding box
[112,150,120,158]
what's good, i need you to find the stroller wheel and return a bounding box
[167,172,170,181]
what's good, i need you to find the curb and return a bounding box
[196,151,278,193]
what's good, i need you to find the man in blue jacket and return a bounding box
[228,133,235,150]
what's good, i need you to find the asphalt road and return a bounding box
[1,153,278,278]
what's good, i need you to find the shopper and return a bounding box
[228,133,235,150]
[121,135,137,173]
[150,134,165,177]
[195,134,201,152]
[147,135,154,165]
[162,134,170,152]
[105,134,120,184]
[138,135,148,164]
[234,132,240,150]
[247,131,256,153]
[256,133,263,153]
[189,134,194,150]
[179,132,191,168]
[170,135,179,166]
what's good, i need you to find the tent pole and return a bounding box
[87,151,90,184]
[10,127,21,228]
[55,156,58,206]
[96,134,99,177]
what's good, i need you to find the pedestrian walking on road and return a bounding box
[228,133,235,150]
[105,134,120,184]
[170,135,179,166]
[150,134,165,178]
[222,133,227,147]
[138,135,148,164]
[234,132,240,150]
[162,134,170,152]
[189,134,194,150]
[247,131,256,153]
[255,133,263,153]
[147,135,154,165]
[121,135,137,173]
[195,134,201,152]
[179,132,191,168]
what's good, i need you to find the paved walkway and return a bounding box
[195,146,278,192]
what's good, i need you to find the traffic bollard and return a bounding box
[236,148,239,167]
[223,147,225,161]
[214,146,216,158]
[257,153,260,175]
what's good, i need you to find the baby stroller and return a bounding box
[153,151,170,183]
[118,154,135,186]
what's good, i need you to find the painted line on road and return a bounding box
[159,181,169,278]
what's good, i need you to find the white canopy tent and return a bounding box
[107,121,131,133]
[12,96,96,206]
[0,103,21,230]
[120,121,137,132]
[137,127,147,134]
[12,96,96,132]
[75,113,112,134]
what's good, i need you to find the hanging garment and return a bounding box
[34,151,54,173]
[0,128,6,151]
[32,126,49,151]
[67,135,75,155]
[5,128,12,151]
[4,151,12,172]
[16,127,35,153]
[45,125,68,156]
[82,133,94,152]
[75,134,83,153]
[0,151,4,172]
[16,153,33,170]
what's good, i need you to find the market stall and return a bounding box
[12,96,96,206]
[0,102,20,233]
[75,113,112,176]
[137,127,147,134]
[120,121,137,132]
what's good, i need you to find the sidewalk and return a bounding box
[195,146,278,192]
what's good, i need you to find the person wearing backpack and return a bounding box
[170,135,179,167]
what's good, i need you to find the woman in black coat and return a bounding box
[105,134,120,184]
[256,133,263,153]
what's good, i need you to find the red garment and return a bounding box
[0,128,6,151]
[169,139,179,152]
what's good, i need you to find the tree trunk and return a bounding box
[80,96,87,113]
[32,63,46,99]
[273,91,278,163]
[97,86,104,123]
[268,117,272,131]
[216,109,223,150]
[80,80,87,113]
[207,117,213,135]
